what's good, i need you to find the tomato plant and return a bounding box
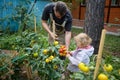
[0,29,120,80]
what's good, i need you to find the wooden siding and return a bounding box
[72,0,120,24]
[109,8,120,24]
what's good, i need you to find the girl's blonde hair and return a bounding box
[74,33,92,48]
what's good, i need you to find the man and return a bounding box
[41,1,72,51]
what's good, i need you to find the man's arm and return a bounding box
[65,31,71,51]
[42,20,57,40]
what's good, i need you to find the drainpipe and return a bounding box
[106,0,111,23]
[79,2,81,20]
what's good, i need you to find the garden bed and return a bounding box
[0,50,18,56]
[0,28,120,80]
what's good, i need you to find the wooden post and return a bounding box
[25,64,33,80]
[52,20,56,41]
[106,0,111,23]
[93,29,106,80]
[34,16,36,33]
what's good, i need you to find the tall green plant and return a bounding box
[0,0,35,33]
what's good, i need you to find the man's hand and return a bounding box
[42,20,58,40]
[50,32,58,40]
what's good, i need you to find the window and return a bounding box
[111,0,120,6]
[80,0,86,6]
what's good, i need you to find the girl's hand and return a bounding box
[67,51,72,55]
[66,53,70,58]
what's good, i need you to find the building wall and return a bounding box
[80,7,86,20]
[0,0,51,31]
[72,0,79,19]
[108,8,120,24]
[72,0,120,24]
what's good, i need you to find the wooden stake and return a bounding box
[26,64,33,80]
[93,29,106,80]
[34,16,36,33]
[52,20,56,41]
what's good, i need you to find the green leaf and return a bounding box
[12,54,27,63]
[0,64,8,71]
[32,62,37,71]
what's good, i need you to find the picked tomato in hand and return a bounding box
[59,45,67,56]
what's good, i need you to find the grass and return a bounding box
[103,34,120,57]
[71,27,83,37]
[104,34,120,52]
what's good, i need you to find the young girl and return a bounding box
[66,33,94,72]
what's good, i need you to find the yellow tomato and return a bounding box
[33,53,38,58]
[82,66,89,73]
[53,65,58,69]
[78,63,89,73]
[104,64,113,72]
[118,69,120,75]
[98,73,108,80]
[45,59,49,63]
[43,49,48,54]
[78,62,85,69]
[54,41,59,46]
[49,55,54,60]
